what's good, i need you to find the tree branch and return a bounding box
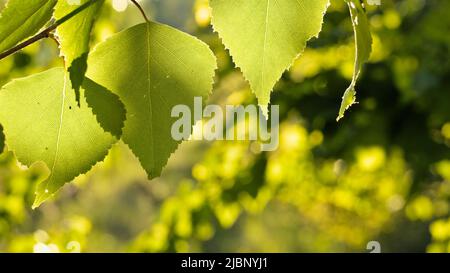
[0,0,99,61]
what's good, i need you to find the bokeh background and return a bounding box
[0,0,449,252]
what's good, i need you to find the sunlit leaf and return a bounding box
[0,0,57,53]
[337,0,372,121]
[0,68,118,208]
[210,0,329,115]
[87,22,216,178]
[55,0,104,104]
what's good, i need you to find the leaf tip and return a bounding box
[32,188,51,209]
[32,163,53,209]
[259,103,269,120]
[337,86,357,122]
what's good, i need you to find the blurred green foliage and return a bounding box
[0,0,449,252]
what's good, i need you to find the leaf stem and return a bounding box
[0,0,100,61]
[130,0,149,22]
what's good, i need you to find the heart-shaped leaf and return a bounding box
[210,0,330,115]
[0,68,120,208]
[87,22,216,178]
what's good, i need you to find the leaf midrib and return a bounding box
[44,71,68,191]
[260,0,270,94]
[145,22,155,173]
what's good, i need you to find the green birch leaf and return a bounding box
[55,0,104,104]
[87,22,216,178]
[210,0,330,116]
[337,0,372,121]
[0,68,118,208]
[0,0,57,53]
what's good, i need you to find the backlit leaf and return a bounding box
[337,0,372,121]
[55,0,104,104]
[210,0,330,115]
[87,22,216,178]
[0,0,57,53]
[0,68,118,208]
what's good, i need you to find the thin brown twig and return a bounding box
[0,31,53,60]
[0,0,98,61]
[130,0,149,22]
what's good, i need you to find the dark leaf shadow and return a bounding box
[69,53,89,106]
[83,78,126,139]
[0,124,4,153]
